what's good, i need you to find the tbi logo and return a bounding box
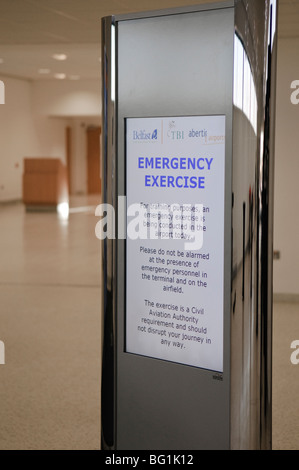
[168,130,184,140]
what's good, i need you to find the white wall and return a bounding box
[0,77,34,201]
[273,38,299,296]
[32,79,101,117]
[0,76,69,202]
[31,79,101,195]
[0,77,101,202]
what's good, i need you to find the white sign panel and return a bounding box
[126,115,225,372]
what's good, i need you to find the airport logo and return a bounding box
[0,80,5,104]
[291,80,299,105]
[188,128,208,139]
[133,129,158,141]
[167,120,184,141]
[0,340,5,365]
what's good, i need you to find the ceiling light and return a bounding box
[52,53,67,61]
[54,73,66,80]
[38,68,50,74]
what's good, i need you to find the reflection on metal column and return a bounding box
[231,0,277,450]
[101,15,116,450]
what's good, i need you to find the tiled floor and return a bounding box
[272,301,299,450]
[0,197,298,449]
[0,196,102,450]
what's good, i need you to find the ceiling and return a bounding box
[0,0,298,81]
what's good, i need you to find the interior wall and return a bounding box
[0,75,69,202]
[0,38,297,294]
[0,77,101,202]
[273,38,299,296]
[31,79,101,195]
[70,117,101,195]
[32,79,101,117]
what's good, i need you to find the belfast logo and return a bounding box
[0,80,5,104]
[0,340,5,365]
[133,129,158,141]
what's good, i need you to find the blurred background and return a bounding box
[0,0,298,450]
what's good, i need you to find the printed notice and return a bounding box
[126,115,225,372]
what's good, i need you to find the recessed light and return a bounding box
[52,53,67,61]
[54,73,66,80]
[38,68,50,74]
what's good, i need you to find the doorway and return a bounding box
[86,126,101,194]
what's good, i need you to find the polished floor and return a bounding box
[0,197,298,450]
[272,301,299,450]
[0,196,102,450]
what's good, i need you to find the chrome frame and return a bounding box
[101,15,117,450]
[231,0,277,450]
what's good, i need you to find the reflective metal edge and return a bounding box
[231,0,277,450]
[113,0,234,22]
[101,15,117,450]
[259,0,278,450]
